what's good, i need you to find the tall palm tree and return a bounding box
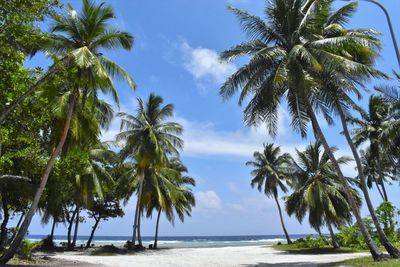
[0,0,135,262]
[117,94,183,248]
[246,143,293,244]
[285,142,359,248]
[219,0,385,259]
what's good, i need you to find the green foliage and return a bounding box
[376,201,399,242]
[293,235,327,249]
[17,239,43,260]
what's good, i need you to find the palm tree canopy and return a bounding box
[220,0,381,137]
[117,94,184,170]
[246,143,293,198]
[285,142,360,229]
[48,0,136,105]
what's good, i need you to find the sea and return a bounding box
[27,234,309,248]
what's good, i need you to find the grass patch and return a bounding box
[333,256,400,266]
[272,244,365,254]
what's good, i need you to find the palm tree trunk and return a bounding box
[0,97,75,265]
[327,221,340,249]
[86,217,100,248]
[273,194,292,244]
[337,103,400,258]
[50,218,56,244]
[0,201,9,251]
[374,179,385,201]
[67,209,76,250]
[132,172,144,248]
[306,100,384,260]
[138,212,143,247]
[72,207,80,248]
[153,209,162,249]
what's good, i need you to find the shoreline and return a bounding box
[42,245,369,267]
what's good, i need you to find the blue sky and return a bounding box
[16,0,400,237]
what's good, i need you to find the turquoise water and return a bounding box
[28,234,309,248]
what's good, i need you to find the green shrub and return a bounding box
[17,239,43,260]
[294,235,326,248]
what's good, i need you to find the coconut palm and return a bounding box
[117,94,183,248]
[0,0,135,125]
[143,157,196,249]
[220,0,384,259]
[285,142,359,248]
[246,143,293,244]
[0,0,135,262]
[351,96,398,201]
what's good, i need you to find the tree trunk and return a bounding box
[306,100,384,260]
[153,209,161,249]
[86,217,100,248]
[132,172,144,247]
[67,209,77,250]
[0,201,9,251]
[327,221,340,249]
[50,218,56,243]
[273,194,292,244]
[0,97,75,265]
[374,179,385,201]
[337,103,400,258]
[138,212,143,248]
[72,207,80,248]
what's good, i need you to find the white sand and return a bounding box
[51,246,369,267]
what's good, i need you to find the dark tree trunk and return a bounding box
[337,103,400,258]
[0,97,75,265]
[153,209,162,249]
[138,212,143,248]
[67,209,77,250]
[132,173,144,247]
[374,179,385,201]
[50,218,56,243]
[327,221,340,249]
[72,207,80,248]
[86,217,100,249]
[273,194,292,244]
[306,100,384,260]
[0,201,9,251]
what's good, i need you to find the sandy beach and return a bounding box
[49,246,369,267]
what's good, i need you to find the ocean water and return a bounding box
[27,234,309,248]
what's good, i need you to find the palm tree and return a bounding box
[0,0,135,126]
[219,0,384,259]
[143,157,196,249]
[285,142,359,249]
[0,0,135,262]
[246,143,293,244]
[351,95,398,202]
[117,94,183,248]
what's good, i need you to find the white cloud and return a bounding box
[176,112,302,158]
[194,191,222,211]
[181,41,237,90]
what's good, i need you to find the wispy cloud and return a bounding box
[181,41,237,91]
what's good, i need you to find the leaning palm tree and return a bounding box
[0,0,135,125]
[0,0,135,262]
[220,0,384,259]
[117,94,183,248]
[246,143,293,244]
[285,142,359,249]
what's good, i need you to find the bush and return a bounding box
[40,235,55,250]
[17,240,43,260]
[293,235,326,248]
